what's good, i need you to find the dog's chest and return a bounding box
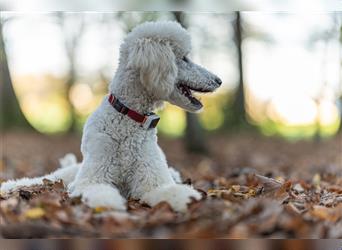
[117,132,157,161]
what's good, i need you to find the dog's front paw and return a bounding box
[69,183,127,211]
[141,184,201,213]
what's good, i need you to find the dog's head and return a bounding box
[122,21,222,112]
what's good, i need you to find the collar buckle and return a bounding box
[142,113,160,129]
[118,105,129,115]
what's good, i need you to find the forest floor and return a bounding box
[1,131,341,238]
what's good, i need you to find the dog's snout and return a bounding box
[214,77,222,86]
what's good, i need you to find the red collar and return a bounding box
[108,94,160,129]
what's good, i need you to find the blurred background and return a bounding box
[1,0,342,11]
[1,12,341,136]
[0,12,341,179]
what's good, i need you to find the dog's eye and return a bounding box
[182,56,189,63]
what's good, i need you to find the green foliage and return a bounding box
[24,94,72,134]
[259,117,340,141]
[157,104,186,138]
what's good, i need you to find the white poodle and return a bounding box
[1,21,222,212]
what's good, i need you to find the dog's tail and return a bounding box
[0,153,80,194]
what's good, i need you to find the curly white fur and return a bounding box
[1,21,221,213]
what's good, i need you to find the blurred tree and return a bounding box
[225,12,274,130]
[0,18,32,130]
[339,22,342,133]
[308,13,342,136]
[55,13,85,133]
[173,11,208,154]
[229,11,247,128]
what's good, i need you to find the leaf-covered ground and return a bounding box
[1,132,341,238]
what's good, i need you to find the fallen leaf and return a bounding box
[24,207,45,219]
[312,173,321,186]
[93,206,110,213]
[54,210,70,223]
[248,189,256,197]
[310,205,342,222]
[42,178,54,186]
[19,190,32,200]
[253,174,282,192]
[285,202,302,215]
[293,183,305,193]
[231,185,240,192]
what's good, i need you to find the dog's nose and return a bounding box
[215,77,222,86]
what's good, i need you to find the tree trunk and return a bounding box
[65,63,78,133]
[0,20,32,130]
[173,11,208,154]
[338,24,342,133]
[230,11,247,128]
[184,112,208,153]
[56,13,83,133]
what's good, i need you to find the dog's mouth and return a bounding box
[177,83,212,108]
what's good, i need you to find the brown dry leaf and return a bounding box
[336,195,342,203]
[328,220,342,238]
[293,183,305,193]
[246,199,283,234]
[127,199,150,216]
[42,178,54,186]
[275,176,285,183]
[237,185,250,193]
[1,132,342,238]
[33,192,62,208]
[320,193,336,207]
[52,180,65,190]
[147,201,177,226]
[207,188,248,201]
[207,189,231,199]
[231,185,240,192]
[248,188,257,197]
[54,210,70,223]
[253,174,283,193]
[0,197,19,211]
[228,223,250,238]
[328,185,342,194]
[275,180,292,200]
[310,204,342,222]
[285,202,302,215]
[18,190,33,200]
[233,192,248,199]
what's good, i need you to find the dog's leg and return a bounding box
[68,159,127,211]
[0,154,80,193]
[141,183,201,212]
[69,182,126,211]
[155,145,182,183]
[132,169,201,212]
[68,134,127,211]
[130,145,201,213]
[168,167,182,183]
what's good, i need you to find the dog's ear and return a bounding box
[127,38,177,99]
